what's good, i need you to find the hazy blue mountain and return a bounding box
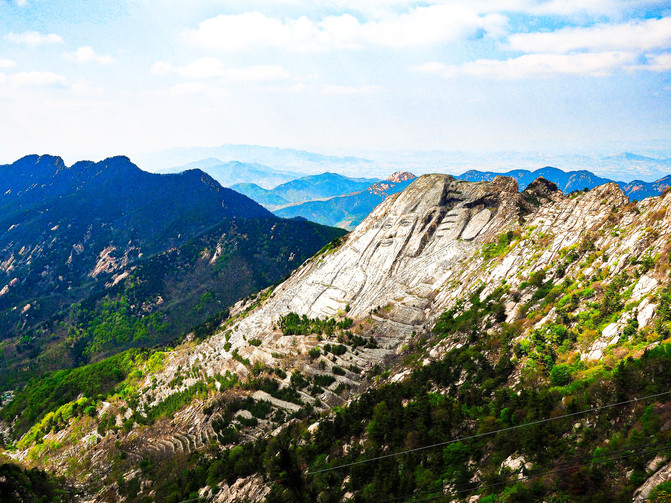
[138,144,372,176]
[605,152,662,163]
[457,167,616,192]
[270,172,378,203]
[622,175,671,200]
[274,173,416,229]
[361,147,671,181]
[232,172,380,209]
[456,166,671,200]
[158,159,304,189]
[228,183,291,207]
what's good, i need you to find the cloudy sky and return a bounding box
[1,0,670,164]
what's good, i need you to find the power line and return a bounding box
[378,440,666,503]
[306,389,671,475]
[352,443,671,503]
[381,443,671,503]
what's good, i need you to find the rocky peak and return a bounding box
[386,171,416,183]
[214,174,524,331]
[520,176,561,207]
[6,154,65,177]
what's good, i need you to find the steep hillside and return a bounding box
[0,218,345,389]
[228,183,292,208]
[274,172,416,229]
[6,175,671,503]
[0,155,343,388]
[0,155,270,318]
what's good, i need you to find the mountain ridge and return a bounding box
[272,173,416,229]
[456,166,671,200]
[0,154,344,388]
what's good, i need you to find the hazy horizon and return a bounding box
[1,0,670,172]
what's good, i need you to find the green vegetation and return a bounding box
[481,230,519,260]
[1,349,143,436]
[0,462,72,502]
[0,216,345,391]
[279,312,353,336]
[315,235,346,256]
[127,342,671,503]
[145,381,208,423]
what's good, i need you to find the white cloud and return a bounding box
[63,46,116,65]
[181,6,508,52]
[5,31,64,46]
[323,84,384,94]
[153,58,291,81]
[526,0,628,16]
[0,59,16,69]
[635,53,671,72]
[238,0,660,19]
[71,81,106,95]
[509,16,671,53]
[413,10,671,80]
[151,61,175,76]
[414,51,637,78]
[5,72,67,87]
[169,82,210,95]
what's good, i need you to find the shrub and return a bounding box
[550,364,572,386]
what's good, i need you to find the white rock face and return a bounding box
[203,175,525,365]
[582,310,636,361]
[638,299,658,329]
[631,274,658,301]
[500,453,532,473]
[634,461,671,501]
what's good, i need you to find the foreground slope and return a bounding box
[6,175,671,502]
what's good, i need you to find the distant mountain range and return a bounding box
[137,143,671,181]
[274,172,416,229]
[456,166,671,200]
[0,154,344,388]
[156,158,305,189]
[138,143,371,176]
[231,172,379,209]
[368,149,671,181]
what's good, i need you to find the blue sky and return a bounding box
[0,0,670,164]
